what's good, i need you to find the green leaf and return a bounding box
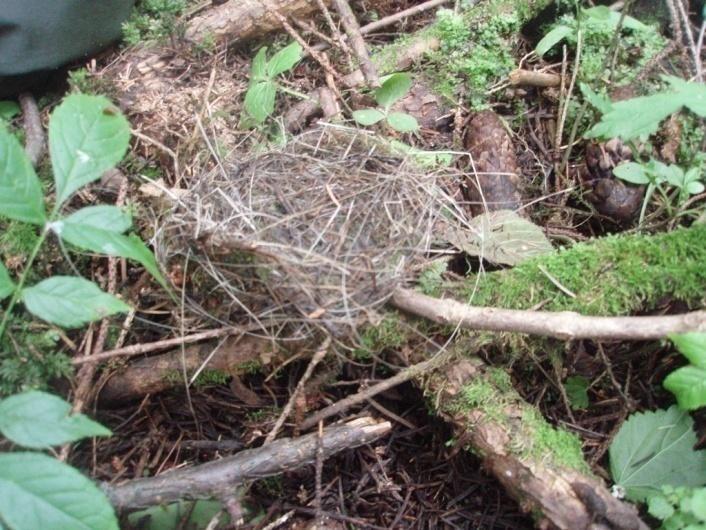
[648,494,675,520]
[0,261,14,301]
[610,406,706,501]
[61,205,132,233]
[374,73,413,109]
[0,126,47,224]
[386,112,419,133]
[352,108,386,126]
[687,181,705,195]
[664,366,706,411]
[127,500,230,530]
[0,101,20,122]
[244,81,277,124]
[251,47,268,80]
[21,276,130,328]
[671,333,706,369]
[580,83,613,115]
[536,25,573,57]
[267,41,302,77]
[0,452,118,530]
[49,94,130,206]
[692,488,706,520]
[0,391,111,448]
[613,162,651,184]
[664,75,706,117]
[565,376,590,410]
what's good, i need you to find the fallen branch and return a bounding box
[391,288,706,340]
[332,0,379,86]
[104,417,391,510]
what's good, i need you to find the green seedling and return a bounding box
[352,73,419,133]
[663,333,706,411]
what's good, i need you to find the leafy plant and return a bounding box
[352,73,419,133]
[647,485,706,530]
[564,375,590,410]
[0,102,20,123]
[663,333,706,411]
[0,94,166,341]
[122,0,187,46]
[609,406,706,502]
[0,390,117,529]
[243,42,303,124]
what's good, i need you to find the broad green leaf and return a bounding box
[583,6,647,31]
[687,181,705,195]
[244,81,277,124]
[387,112,419,133]
[374,73,413,109]
[670,333,706,369]
[445,210,554,266]
[21,276,130,328]
[0,391,111,448]
[57,221,166,287]
[0,452,118,530]
[267,41,302,77]
[586,93,683,141]
[0,101,20,121]
[693,488,706,519]
[613,162,651,184]
[127,500,230,530]
[664,75,706,117]
[536,25,573,57]
[0,261,14,300]
[663,366,706,411]
[251,47,268,80]
[647,495,675,520]
[352,108,386,126]
[0,127,47,224]
[565,376,590,410]
[49,94,130,206]
[580,83,612,114]
[61,205,132,233]
[609,406,706,501]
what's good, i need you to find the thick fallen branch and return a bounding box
[104,417,391,510]
[391,288,706,340]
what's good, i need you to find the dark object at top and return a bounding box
[0,0,134,95]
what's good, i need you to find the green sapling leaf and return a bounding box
[244,81,277,124]
[0,261,14,301]
[374,73,413,109]
[0,127,47,225]
[663,333,706,410]
[21,276,130,328]
[0,452,119,530]
[251,47,268,80]
[0,391,111,448]
[564,376,590,410]
[62,205,132,233]
[386,112,419,133]
[266,41,302,77]
[613,162,651,184]
[352,108,386,126]
[535,25,573,57]
[49,94,130,207]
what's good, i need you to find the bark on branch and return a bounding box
[104,417,391,510]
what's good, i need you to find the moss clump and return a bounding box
[122,0,190,46]
[354,312,408,359]
[519,408,588,472]
[456,224,706,316]
[235,359,262,375]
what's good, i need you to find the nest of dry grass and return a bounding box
[159,125,464,336]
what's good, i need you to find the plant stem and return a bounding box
[0,227,48,342]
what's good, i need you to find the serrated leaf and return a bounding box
[387,112,419,132]
[446,210,554,266]
[56,220,166,287]
[610,406,706,501]
[0,127,47,224]
[49,94,130,206]
[21,276,130,328]
[0,101,20,121]
[565,376,590,410]
[244,81,277,124]
[0,261,14,300]
[0,391,111,448]
[352,108,386,126]
[267,41,302,77]
[0,452,118,530]
[62,205,132,233]
[670,333,706,368]
[251,47,268,80]
[613,162,651,184]
[663,366,706,411]
[536,25,573,57]
[375,73,413,109]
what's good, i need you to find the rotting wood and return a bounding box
[104,416,391,510]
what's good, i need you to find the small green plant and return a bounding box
[647,485,706,530]
[122,0,187,46]
[663,333,706,411]
[243,42,303,125]
[352,73,419,133]
[0,94,166,342]
[0,390,117,529]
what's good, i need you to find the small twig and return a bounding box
[265,337,332,444]
[18,93,45,167]
[359,0,450,34]
[314,421,325,526]
[332,0,379,86]
[390,288,706,341]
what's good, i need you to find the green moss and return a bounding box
[235,359,262,375]
[519,408,588,472]
[0,221,40,263]
[354,312,408,359]
[456,224,706,316]
[122,0,191,46]
[419,260,447,296]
